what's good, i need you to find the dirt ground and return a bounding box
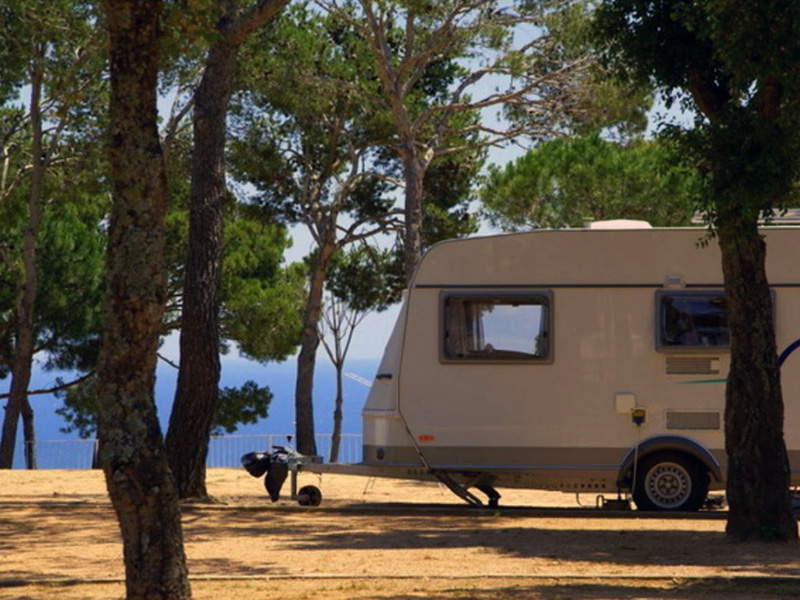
[1,468,799,600]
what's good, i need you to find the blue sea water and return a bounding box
[4,355,380,469]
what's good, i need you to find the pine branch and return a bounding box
[0,371,94,400]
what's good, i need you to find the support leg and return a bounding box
[477,485,501,508]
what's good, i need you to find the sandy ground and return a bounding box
[1,468,799,600]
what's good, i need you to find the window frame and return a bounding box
[655,289,730,353]
[439,290,554,364]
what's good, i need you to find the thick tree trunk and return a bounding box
[166,32,236,501]
[718,216,798,542]
[295,243,335,456]
[0,48,44,470]
[98,2,192,598]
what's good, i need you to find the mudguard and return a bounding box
[617,435,723,488]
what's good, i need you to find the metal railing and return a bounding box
[207,433,363,467]
[11,433,363,470]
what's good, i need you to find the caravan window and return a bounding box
[442,292,551,361]
[657,291,729,349]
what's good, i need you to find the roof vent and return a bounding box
[587,219,652,230]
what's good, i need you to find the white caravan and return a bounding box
[347,222,800,511]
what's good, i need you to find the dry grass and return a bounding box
[1,468,798,600]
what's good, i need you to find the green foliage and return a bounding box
[48,139,303,437]
[230,3,399,227]
[0,0,109,379]
[508,0,653,138]
[595,1,800,106]
[160,0,222,85]
[594,0,712,104]
[0,0,299,443]
[0,148,108,380]
[421,153,482,247]
[594,0,800,220]
[0,5,27,102]
[35,184,108,372]
[56,376,274,437]
[213,380,273,435]
[238,2,387,127]
[481,133,700,229]
[221,212,305,362]
[160,132,305,360]
[326,245,405,313]
[0,1,108,131]
[55,376,97,439]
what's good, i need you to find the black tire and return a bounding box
[632,452,709,512]
[297,485,322,507]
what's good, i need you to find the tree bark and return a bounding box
[22,397,36,469]
[98,1,192,598]
[165,25,236,502]
[166,0,289,500]
[718,215,798,542]
[402,154,425,283]
[295,241,336,456]
[0,45,44,469]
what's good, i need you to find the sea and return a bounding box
[4,355,380,469]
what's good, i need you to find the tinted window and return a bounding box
[443,294,550,361]
[659,292,729,348]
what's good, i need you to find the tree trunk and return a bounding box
[718,215,798,542]
[0,46,45,470]
[402,155,425,283]
[165,0,290,501]
[295,242,335,456]
[22,397,36,469]
[166,29,236,501]
[92,439,101,469]
[329,361,344,463]
[98,2,192,598]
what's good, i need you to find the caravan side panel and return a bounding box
[387,228,800,490]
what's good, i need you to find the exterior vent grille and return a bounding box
[666,411,720,430]
[666,356,719,375]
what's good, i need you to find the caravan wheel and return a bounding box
[633,452,709,512]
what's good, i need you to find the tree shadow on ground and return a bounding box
[372,578,800,600]
[4,501,799,590]
[275,514,800,577]
[174,506,800,579]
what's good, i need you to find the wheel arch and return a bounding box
[616,435,723,489]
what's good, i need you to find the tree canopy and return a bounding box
[317,0,595,279]
[0,0,108,468]
[481,133,699,229]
